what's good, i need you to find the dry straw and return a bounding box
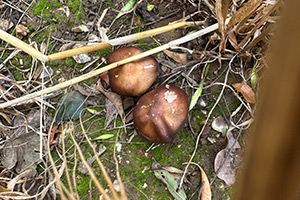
[0,19,228,109]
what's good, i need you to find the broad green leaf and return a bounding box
[189,64,210,111]
[115,0,136,19]
[153,159,187,200]
[92,134,114,141]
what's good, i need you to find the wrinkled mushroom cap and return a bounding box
[107,46,158,96]
[133,84,189,143]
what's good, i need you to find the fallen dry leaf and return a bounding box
[15,24,28,36]
[215,0,230,50]
[214,131,241,186]
[199,166,212,200]
[40,40,47,54]
[227,0,262,29]
[182,161,212,200]
[48,125,61,146]
[29,65,53,79]
[238,2,280,49]
[13,110,53,139]
[232,82,256,104]
[57,6,70,18]
[104,98,118,128]
[97,80,126,124]
[1,132,42,177]
[59,43,74,52]
[71,24,89,32]
[227,29,239,50]
[163,49,187,64]
[162,166,184,174]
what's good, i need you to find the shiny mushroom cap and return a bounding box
[107,46,158,96]
[133,84,189,143]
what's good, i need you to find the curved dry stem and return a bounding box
[113,130,128,200]
[61,124,75,197]
[79,117,121,200]
[69,128,112,200]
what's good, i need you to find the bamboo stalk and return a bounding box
[0,20,225,109]
[0,21,202,62]
[47,21,202,61]
[47,42,111,61]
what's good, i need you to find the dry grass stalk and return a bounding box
[0,21,202,62]
[0,19,226,109]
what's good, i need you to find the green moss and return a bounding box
[33,1,51,16]
[77,176,91,196]
[51,0,62,8]
[54,12,64,21]
[153,191,173,199]
[190,109,206,133]
[28,25,36,32]
[97,48,112,58]
[13,69,24,81]
[67,0,84,20]
[33,0,64,21]
[226,186,233,197]
[65,58,74,67]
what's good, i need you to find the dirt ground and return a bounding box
[0,0,275,199]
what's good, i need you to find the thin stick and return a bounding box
[0,20,225,109]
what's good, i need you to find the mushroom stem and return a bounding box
[0,19,228,109]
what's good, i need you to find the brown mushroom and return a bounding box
[133,84,189,143]
[107,46,158,96]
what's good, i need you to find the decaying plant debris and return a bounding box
[0,0,282,199]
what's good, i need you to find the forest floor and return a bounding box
[0,0,280,199]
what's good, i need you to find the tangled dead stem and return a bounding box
[0,0,282,199]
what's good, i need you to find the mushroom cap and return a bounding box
[133,84,189,143]
[107,46,158,96]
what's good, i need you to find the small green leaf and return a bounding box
[186,30,197,36]
[189,64,210,111]
[86,107,98,114]
[92,134,114,141]
[147,3,154,11]
[115,0,136,19]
